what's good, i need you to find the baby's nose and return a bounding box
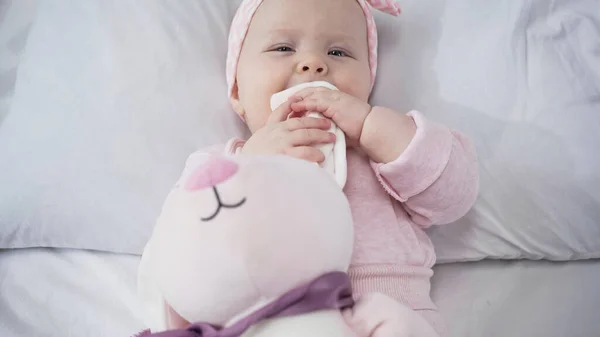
[297,57,328,75]
[185,156,239,191]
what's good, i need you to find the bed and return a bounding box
[2,249,600,337]
[1,1,599,336]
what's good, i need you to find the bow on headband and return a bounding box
[366,0,402,16]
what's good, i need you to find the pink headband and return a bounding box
[225,0,401,99]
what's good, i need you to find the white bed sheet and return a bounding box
[432,260,600,337]
[0,249,146,337]
[1,249,599,337]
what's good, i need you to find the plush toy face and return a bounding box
[149,154,354,327]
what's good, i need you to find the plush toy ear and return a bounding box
[184,156,239,191]
[173,153,220,190]
[137,237,169,332]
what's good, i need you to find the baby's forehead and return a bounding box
[249,0,367,39]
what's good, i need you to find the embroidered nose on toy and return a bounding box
[184,156,239,191]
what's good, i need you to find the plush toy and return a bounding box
[270,81,347,188]
[136,154,439,337]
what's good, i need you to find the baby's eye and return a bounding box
[328,49,347,57]
[274,46,294,52]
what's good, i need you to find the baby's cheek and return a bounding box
[338,63,371,102]
[238,83,276,133]
[245,106,271,133]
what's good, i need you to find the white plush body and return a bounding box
[137,147,440,337]
[270,81,347,188]
[138,154,356,336]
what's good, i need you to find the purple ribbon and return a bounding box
[137,272,354,337]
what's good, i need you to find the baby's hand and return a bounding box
[343,293,439,337]
[241,100,336,163]
[289,87,372,146]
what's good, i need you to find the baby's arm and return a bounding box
[360,107,479,227]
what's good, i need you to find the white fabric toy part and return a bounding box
[136,154,439,337]
[270,81,347,189]
[137,154,355,336]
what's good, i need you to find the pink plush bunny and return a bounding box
[136,154,439,337]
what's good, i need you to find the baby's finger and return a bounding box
[290,98,329,115]
[289,86,331,100]
[286,97,305,119]
[289,128,336,146]
[284,117,331,131]
[267,99,294,124]
[285,146,326,163]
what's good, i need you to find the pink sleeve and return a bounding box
[370,111,479,228]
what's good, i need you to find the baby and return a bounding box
[196,0,477,335]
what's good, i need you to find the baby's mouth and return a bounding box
[201,187,246,221]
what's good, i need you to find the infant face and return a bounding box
[231,0,372,133]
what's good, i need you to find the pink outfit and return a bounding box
[195,110,479,335]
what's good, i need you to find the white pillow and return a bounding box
[401,0,600,262]
[0,0,36,123]
[1,0,599,261]
[0,0,248,253]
